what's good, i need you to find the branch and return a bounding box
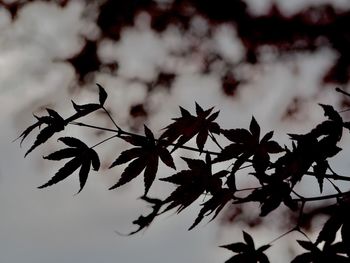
[293,190,350,202]
[69,121,221,156]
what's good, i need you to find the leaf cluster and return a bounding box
[17,85,350,262]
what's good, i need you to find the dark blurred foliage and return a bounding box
[3,1,350,86]
[3,0,350,123]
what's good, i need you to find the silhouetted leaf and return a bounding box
[249,116,260,140]
[316,209,343,245]
[24,109,66,157]
[221,231,270,263]
[43,148,79,161]
[341,222,350,257]
[160,103,220,152]
[319,104,342,123]
[38,137,100,193]
[109,126,175,194]
[189,188,232,230]
[243,231,255,248]
[161,155,221,213]
[97,83,108,106]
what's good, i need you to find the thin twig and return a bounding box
[69,121,221,156]
[102,106,122,131]
[90,135,118,149]
[293,190,350,202]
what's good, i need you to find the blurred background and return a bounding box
[2,0,350,262]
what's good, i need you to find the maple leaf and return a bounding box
[109,125,175,195]
[215,117,283,188]
[38,137,100,193]
[220,231,271,263]
[16,84,107,157]
[21,109,66,157]
[66,84,108,122]
[160,154,223,214]
[315,201,350,253]
[236,179,297,216]
[281,105,344,186]
[159,103,220,152]
[292,240,349,263]
[189,187,232,230]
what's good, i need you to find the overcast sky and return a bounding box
[1,1,350,262]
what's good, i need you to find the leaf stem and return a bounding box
[102,106,122,131]
[293,190,350,202]
[90,134,118,149]
[69,122,221,156]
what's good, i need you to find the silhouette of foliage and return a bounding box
[39,137,100,193]
[17,84,350,262]
[109,125,175,195]
[220,231,270,263]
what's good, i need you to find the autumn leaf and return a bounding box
[17,85,108,157]
[23,109,66,157]
[159,103,220,152]
[235,180,297,216]
[292,239,349,263]
[220,231,271,263]
[160,154,223,214]
[109,125,175,195]
[66,84,107,122]
[215,117,283,189]
[38,137,100,193]
[189,188,232,230]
